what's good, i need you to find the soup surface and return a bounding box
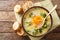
[23,7,51,36]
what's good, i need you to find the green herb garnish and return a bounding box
[25,22,32,26]
[40,13,46,18]
[39,28,42,33]
[26,30,30,32]
[29,13,33,17]
[32,31,36,35]
[32,30,37,35]
[42,21,47,28]
[43,24,47,28]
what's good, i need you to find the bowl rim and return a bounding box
[21,6,53,37]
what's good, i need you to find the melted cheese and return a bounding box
[32,15,43,25]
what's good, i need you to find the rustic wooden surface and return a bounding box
[0,0,60,40]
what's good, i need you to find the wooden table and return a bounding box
[0,0,60,40]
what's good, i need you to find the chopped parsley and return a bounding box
[29,13,33,17]
[40,13,46,18]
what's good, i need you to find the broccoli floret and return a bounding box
[29,13,33,17]
[40,13,46,18]
[39,28,42,33]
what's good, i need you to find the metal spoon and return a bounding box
[39,5,57,28]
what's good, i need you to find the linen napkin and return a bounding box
[29,0,60,40]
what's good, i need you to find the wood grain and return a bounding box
[0,33,60,40]
[56,10,60,17]
[52,0,60,10]
[42,33,60,40]
[0,0,60,40]
[0,21,60,33]
[0,33,30,40]
[0,21,14,33]
[0,10,59,22]
[0,0,60,11]
[0,11,15,21]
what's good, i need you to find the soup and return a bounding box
[23,7,51,36]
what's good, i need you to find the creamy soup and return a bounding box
[23,7,51,36]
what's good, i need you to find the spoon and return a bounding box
[44,5,57,20]
[39,5,57,28]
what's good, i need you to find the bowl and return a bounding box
[22,6,53,37]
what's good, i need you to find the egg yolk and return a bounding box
[32,15,43,25]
